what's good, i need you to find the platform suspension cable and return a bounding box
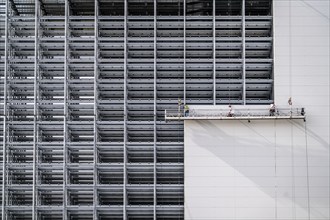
[304,121,311,220]
[291,120,296,219]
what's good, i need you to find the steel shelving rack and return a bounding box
[0,0,273,219]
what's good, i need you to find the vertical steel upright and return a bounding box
[153,0,157,219]
[183,0,186,104]
[1,0,8,219]
[93,0,99,219]
[123,0,128,219]
[242,0,246,105]
[63,1,69,219]
[213,0,216,105]
[32,0,39,219]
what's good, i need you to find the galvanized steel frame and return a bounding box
[0,0,272,219]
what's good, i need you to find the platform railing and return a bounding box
[165,106,306,121]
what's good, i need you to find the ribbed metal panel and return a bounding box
[0,0,272,219]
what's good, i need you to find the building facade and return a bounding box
[1,0,327,220]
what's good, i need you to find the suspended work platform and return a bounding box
[165,105,306,121]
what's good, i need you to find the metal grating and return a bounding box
[0,0,273,219]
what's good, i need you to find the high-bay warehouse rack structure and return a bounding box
[0,0,275,219]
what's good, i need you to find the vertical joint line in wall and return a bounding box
[93,0,98,219]
[32,0,39,218]
[242,0,246,105]
[289,5,295,219]
[304,122,311,220]
[2,0,9,219]
[213,0,216,105]
[63,1,69,219]
[123,0,127,218]
[291,122,296,219]
[233,122,237,220]
[183,0,186,104]
[289,1,292,97]
[274,120,277,220]
[153,0,157,219]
